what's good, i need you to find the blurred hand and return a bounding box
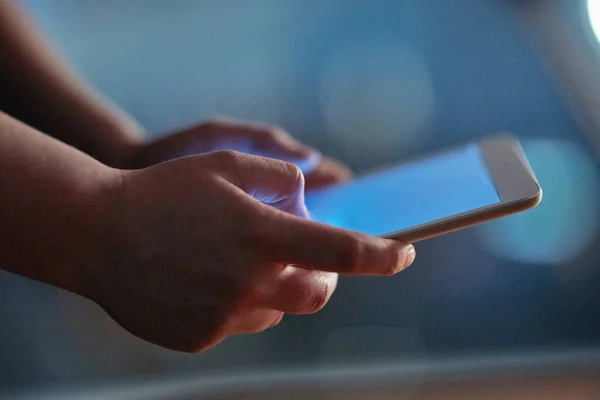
[128,118,352,190]
[92,151,415,352]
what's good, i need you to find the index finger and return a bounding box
[257,208,416,276]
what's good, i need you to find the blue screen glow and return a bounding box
[305,145,501,236]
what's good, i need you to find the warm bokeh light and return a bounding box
[589,0,600,43]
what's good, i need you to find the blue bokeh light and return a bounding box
[477,139,600,265]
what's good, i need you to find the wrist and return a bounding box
[55,164,126,301]
[0,113,131,302]
[90,119,145,169]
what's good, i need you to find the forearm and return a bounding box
[0,0,143,167]
[0,112,119,296]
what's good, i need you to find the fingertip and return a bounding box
[396,244,417,272]
[388,242,416,275]
[403,244,417,269]
[294,150,321,174]
[261,143,320,174]
[268,312,285,329]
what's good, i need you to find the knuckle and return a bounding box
[382,246,401,276]
[212,150,243,166]
[200,118,228,131]
[306,276,334,314]
[284,162,305,190]
[256,125,290,143]
[340,237,367,274]
[261,126,281,140]
[261,123,285,135]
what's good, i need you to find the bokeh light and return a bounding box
[477,139,600,265]
[319,37,434,167]
[589,0,600,44]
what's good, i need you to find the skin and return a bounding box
[0,1,416,352]
[128,117,354,191]
[0,0,351,188]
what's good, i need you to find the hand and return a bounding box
[90,151,415,352]
[128,118,352,190]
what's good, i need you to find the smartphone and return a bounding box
[305,136,542,243]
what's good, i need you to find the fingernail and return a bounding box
[296,151,321,174]
[404,245,416,269]
[394,244,416,273]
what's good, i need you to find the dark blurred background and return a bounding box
[3,0,600,397]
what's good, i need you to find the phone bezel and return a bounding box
[376,135,542,242]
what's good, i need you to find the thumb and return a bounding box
[207,118,321,173]
[252,134,321,174]
[194,117,323,173]
[213,151,310,218]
